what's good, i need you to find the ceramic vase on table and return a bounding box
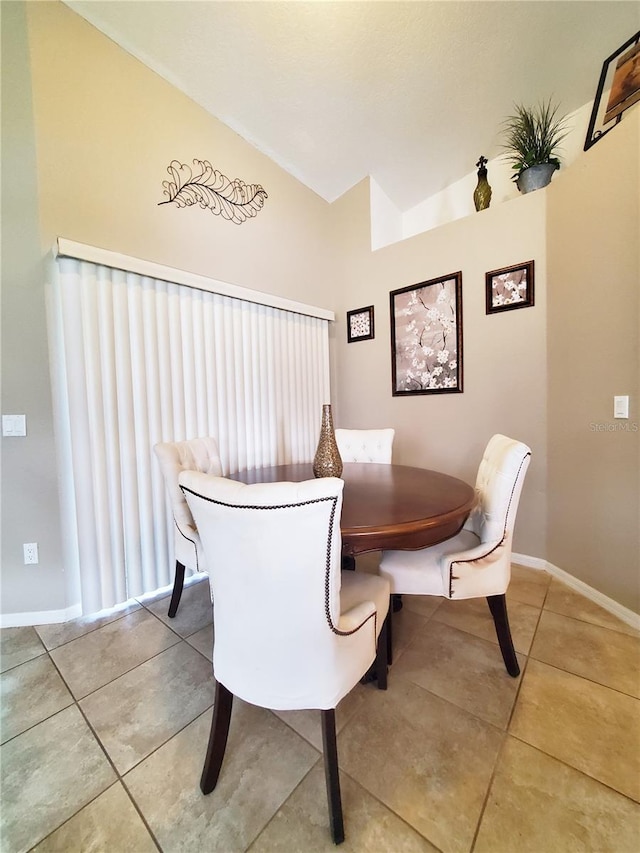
[313,404,343,478]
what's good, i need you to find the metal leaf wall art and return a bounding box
[158,159,268,224]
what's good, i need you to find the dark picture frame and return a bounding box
[390,272,463,396]
[485,261,535,314]
[584,31,640,151]
[346,305,375,342]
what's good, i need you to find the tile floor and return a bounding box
[1,563,639,852]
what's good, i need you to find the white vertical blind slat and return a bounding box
[50,257,331,614]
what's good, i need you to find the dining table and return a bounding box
[230,461,476,560]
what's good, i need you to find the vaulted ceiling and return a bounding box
[65,1,639,211]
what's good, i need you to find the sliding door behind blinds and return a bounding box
[49,256,330,615]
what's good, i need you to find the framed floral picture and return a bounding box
[485,261,535,314]
[347,305,374,342]
[390,272,463,396]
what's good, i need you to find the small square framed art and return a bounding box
[346,305,375,342]
[485,261,535,314]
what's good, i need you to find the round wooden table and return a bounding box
[231,462,475,558]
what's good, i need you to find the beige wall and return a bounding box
[331,180,548,558]
[1,1,338,617]
[1,1,66,613]
[2,0,638,619]
[547,110,640,612]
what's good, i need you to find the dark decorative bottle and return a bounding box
[473,155,492,211]
[313,404,343,478]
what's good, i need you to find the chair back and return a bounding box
[466,434,531,545]
[180,473,349,709]
[335,428,395,463]
[154,437,223,533]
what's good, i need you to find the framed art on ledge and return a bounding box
[390,272,463,396]
[486,261,535,314]
[347,305,374,342]
[584,30,640,151]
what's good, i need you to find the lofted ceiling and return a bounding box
[64,1,639,212]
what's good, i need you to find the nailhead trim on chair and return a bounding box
[174,518,199,572]
[448,451,532,598]
[179,485,378,639]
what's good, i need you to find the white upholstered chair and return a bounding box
[179,472,390,845]
[153,437,223,617]
[379,434,531,676]
[335,428,395,464]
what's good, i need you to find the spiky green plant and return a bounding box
[501,100,569,181]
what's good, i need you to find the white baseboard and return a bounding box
[512,552,547,571]
[0,573,209,629]
[0,603,82,629]
[544,560,640,631]
[512,552,640,631]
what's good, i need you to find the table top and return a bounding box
[231,462,475,556]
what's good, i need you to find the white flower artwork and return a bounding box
[486,261,535,314]
[390,273,463,395]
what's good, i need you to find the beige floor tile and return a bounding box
[0,626,45,673]
[337,677,504,853]
[251,761,438,852]
[432,596,539,654]
[80,640,215,774]
[392,621,522,728]
[390,605,430,660]
[273,683,369,752]
[34,598,142,651]
[50,608,180,699]
[402,595,443,619]
[186,622,214,661]
[0,705,116,853]
[145,576,213,638]
[508,564,550,608]
[125,702,319,852]
[475,736,640,853]
[544,579,640,638]
[1,655,73,744]
[31,782,158,852]
[510,659,640,802]
[531,609,640,697]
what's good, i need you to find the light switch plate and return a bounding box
[614,396,629,419]
[2,414,27,436]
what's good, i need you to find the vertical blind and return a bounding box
[49,252,331,615]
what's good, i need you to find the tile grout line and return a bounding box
[468,584,551,852]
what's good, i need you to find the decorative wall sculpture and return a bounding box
[159,159,268,224]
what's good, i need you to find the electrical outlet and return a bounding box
[23,543,39,565]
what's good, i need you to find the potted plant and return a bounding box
[501,100,570,193]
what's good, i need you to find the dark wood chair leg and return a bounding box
[376,614,389,690]
[341,554,356,572]
[386,597,393,665]
[487,594,520,677]
[321,708,345,845]
[200,681,234,794]
[168,560,186,618]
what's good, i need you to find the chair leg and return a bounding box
[341,554,356,572]
[487,594,520,677]
[386,597,393,665]
[376,614,389,690]
[200,681,234,794]
[321,708,345,845]
[168,560,186,618]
